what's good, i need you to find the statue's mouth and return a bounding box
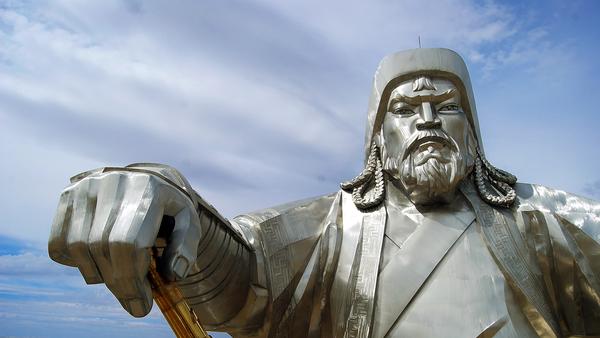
[403,134,455,162]
[413,141,452,165]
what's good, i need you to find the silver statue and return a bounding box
[49,48,600,337]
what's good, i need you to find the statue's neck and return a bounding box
[385,179,413,208]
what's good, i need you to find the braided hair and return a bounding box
[340,143,385,210]
[341,143,517,209]
[473,147,517,207]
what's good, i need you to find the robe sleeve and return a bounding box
[225,192,342,337]
[516,183,600,336]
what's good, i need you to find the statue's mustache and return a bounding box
[402,129,457,161]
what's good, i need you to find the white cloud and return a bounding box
[252,0,518,58]
[0,1,598,337]
[0,0,592,242]
[0,252,65,276]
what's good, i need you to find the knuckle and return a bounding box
[144,175,163,191]
[71,176,92,189]
[145,173,158,184]
[128,171,153,182]
[60,186,75,198]
[86,171,132,188]
[96,171,125,185]
[126,172,160,192]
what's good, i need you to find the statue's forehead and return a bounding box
[388,77,461,107]
[389,77,457,96]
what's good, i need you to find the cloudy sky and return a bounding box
[1,0,599,337]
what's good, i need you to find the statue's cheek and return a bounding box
[382,117,416,155]
[442,115,469,136]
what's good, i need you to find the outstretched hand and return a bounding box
[49,169,201,317]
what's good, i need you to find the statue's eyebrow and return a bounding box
[389,89,457,107]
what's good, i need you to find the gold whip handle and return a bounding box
[148,252,210,338]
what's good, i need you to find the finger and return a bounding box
[48,188,75,266]
[65,179,103,284]
[88,172,126,285]
[109,174,165,279]
[108,174,164,317]
[107,276,154,318]
[160,184,201,282]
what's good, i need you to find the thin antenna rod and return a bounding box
[418,35,421,48]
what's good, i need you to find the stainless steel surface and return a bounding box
[49,48,600,337]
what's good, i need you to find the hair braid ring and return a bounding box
[341,143,386,210]
[474,147,517,207]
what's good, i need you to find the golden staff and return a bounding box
[148,246,210,338]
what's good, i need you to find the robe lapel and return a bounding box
[331,192,365,335]
[460,181,561,337]
[371,206,475,338]
[331,192,387,338]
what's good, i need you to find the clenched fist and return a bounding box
[48,164,202,317]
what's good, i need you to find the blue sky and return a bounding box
[0,0,599,337]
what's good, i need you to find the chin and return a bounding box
[384,150,471,206]
[405,183,457,206]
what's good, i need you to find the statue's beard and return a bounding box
[382,129,470,205]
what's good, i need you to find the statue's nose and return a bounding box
[416,102,442,130]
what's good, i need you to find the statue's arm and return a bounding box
[516,183,600,244]
[516,184,600,335]
[117,164,265,330]
[177,189,264,331]
[49,163,266,333]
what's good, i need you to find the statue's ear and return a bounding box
[374,132,384,148]
[466,128,478,167]
[373,132,387,166]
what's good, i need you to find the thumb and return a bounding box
[161,206,201,281]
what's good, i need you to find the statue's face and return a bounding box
[378,76,476,205]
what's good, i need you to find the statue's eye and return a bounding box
[438,104,461,113]
[392,107,415,116]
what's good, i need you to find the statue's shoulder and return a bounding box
[233,191,339,227]
[514,182,600,216]
[231,192,340,256]
[514,182,600,247]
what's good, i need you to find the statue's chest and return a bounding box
[372,217,538,338]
